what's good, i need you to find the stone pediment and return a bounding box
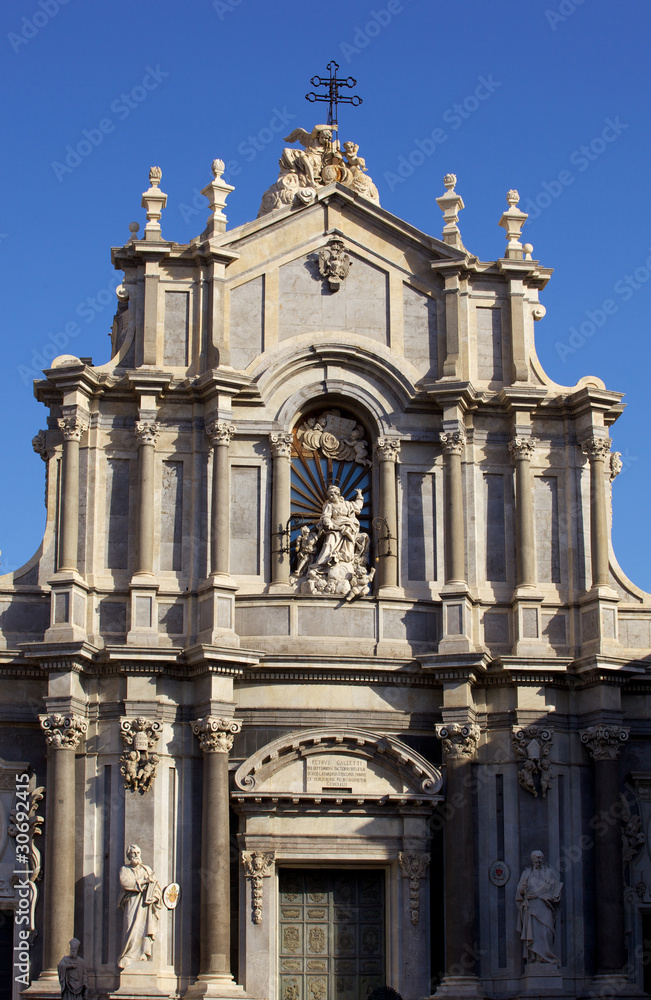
[233,728,442,803]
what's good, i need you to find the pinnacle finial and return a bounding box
[198,158,235,239]
[499,187,528,259]
[436,173,464,249]
[141,166,167,241]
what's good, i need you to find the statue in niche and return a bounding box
[58,938,88,999]
[117,844,163,969]
[515,850,563,967]
[258,125,379,216]
[293,486,373,598]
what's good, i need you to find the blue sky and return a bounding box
[2,0,650,591]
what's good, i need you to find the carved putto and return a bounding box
[120,717,162,793]
[318,238,352,291]
[513,727,554,798]
[258,125,379,217]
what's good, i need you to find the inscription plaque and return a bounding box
[305,755,368,790]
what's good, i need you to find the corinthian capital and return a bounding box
[206,420,235,447]
[580,725,629,761]
[582,437,612,461]
[134,421,160,446]
[375,437,400,462]
[509,436,536,461]
[193,716,242,754]
[39,713,88,750]
[58,415,88,442]
[270,432,293,459]
[435,721,480,757]
[440,430,466,456]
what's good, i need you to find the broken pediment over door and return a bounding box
[233,728,442,805]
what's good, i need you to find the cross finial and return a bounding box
[306,61,362,134]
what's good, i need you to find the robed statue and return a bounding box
[117,844,163,968]
[515,850,563,966]
[58,938,88,999]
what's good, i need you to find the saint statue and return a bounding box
[58,938,88,999]
[117,843,163,969]
[312,486,364,568]
[515,850,563,966]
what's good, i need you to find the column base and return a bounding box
[185,974,253,998]
[197,578,240,648]
[439,588,475,653]
[127,578,160,646]
[21,970,61,998]
[578,590,621,657]
[588,974,643,997]
[432,974,485,998]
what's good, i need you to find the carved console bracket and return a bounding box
[512,726,554,797]
[398,851,430,925]
[120,716,163,793]
[242,850,275,923]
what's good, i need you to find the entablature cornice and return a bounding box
[21,640,98,675]
[564,384,625,425]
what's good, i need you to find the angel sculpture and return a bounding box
[258,125,380,216]
[318,239,352,291]
[279,125,334,188]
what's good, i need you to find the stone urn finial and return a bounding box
[149,165,162,187]
[212,158,225,178]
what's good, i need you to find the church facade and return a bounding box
[1,124,651,1000]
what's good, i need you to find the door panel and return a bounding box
[279,869,385,1000]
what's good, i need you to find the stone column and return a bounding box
[57,415,87,572]
[134,421,160,576]
[38,713,87,977]
[191,716,242,993]
[440,431,466,586]
[582,438,612,588]
[270,432,293,586]
[435,722,483,996]
[580,725,629,978]
[375,437,399,589]
[509,436,537,588]
[206,421,235,577]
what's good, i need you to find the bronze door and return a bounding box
[279,868,385,1000]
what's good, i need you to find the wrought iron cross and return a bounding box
[305,61,363,131]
